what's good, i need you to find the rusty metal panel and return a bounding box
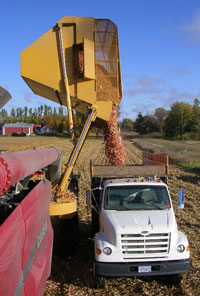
[142,152,169,175]
[142,152,169,165]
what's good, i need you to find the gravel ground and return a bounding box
[44,138,200,296]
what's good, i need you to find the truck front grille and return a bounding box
[121,233,170,258]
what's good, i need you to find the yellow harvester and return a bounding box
[21,17,122,240]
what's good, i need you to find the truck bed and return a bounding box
[91,164,168,178]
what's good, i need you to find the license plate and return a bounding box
[138,266,151,273]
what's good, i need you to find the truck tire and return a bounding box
[95,276,106,289]
[159,274,182,285]
[167,274,182,284]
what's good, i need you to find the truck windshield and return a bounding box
[104,185,171,210]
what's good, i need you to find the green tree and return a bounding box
[16,108,23,120]
[33,108,38,116]
[154,107,168,135]
[165,101,193,139]
[29,108,32,117]
[134,112,145,134]
[0,109,8,118]
[120,118,134,131]
[44,105,48,116]
[134,113,159,134]
[191,99,200,135]
[58,107,64,115]
[143,115,159,134]
[10,108,15,118]
[40,105,43,116]
[23,106,28,119]
[47,106,52,114]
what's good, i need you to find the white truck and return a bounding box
[86,153,190,288]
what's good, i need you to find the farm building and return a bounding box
[2,123,34,136]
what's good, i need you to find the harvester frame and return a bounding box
[21,16,123,220]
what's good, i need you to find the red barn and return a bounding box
[2,123,34,136]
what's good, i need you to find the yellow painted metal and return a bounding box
[56,108,97,198]
[49,199,77,217]
[57,25,75,141]
[21,16,122,218]
[21,17,122,123]
[83,38,95,79]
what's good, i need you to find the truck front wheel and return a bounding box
[94,262,106,288]
[95,276,106,289]
[159,274,182,285]
[167,274,182,284]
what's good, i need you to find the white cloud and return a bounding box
[167,67,189,76]
[24,92,32,103]
[164,88,199,106]
[161,63,190,76]
[124,85,199,119]
[127,86,163,97]
[123,71,200,119]
[136,74,165,87]
[181,11,200,43]
[132,103,156,114]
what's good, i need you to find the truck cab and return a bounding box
[87,161,190,287]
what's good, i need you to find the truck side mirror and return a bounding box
[178,188,184,209]
[85,190,92,206]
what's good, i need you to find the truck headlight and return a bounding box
[177,244,185,253]
[103,247,112,255]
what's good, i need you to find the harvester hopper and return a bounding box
[21,16,123,222]
[21,17,122,124]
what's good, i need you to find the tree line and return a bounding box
[120,99,200,140]
[1,100,200,140]
[0,105,86,134]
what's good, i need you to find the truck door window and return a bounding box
[104,186,171,210]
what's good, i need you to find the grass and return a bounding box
[181,162,200,169]
[132,136,200,169]
[143,139,200,153]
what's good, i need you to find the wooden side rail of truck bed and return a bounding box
[90,152,169,182]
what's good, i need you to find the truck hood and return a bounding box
[104,210,176,234]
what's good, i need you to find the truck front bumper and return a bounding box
[95,259,190,277]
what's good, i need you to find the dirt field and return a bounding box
[0,136,199,296]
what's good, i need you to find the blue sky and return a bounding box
[1,0,200,120]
